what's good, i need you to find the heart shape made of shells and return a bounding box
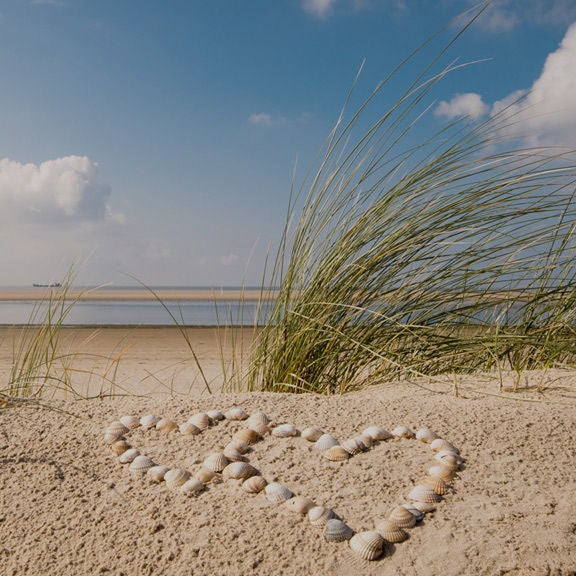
[103,408,465,562]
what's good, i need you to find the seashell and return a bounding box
[349,531,385,561]
[428,465,458,482]
[247,421,271,436]
[360,434,373,449]
[416,427,439,443]
[164,468,191,490]
[362,426,392,441]
[434,451,463,470]
[401,503,425,522]
[223,447,247,462]
[233,428,261,445]
[110,439,130,456]
[224,407,249,421]
[419,476,451,495]
[374,519,408,543]
[408,485,443,503]
[188,413,210,430]
[222,461,260,480]
[324,446,350,462]
[129,455,156,477]
[323,519,354,542]
[179,422,202,436]
[156,418,178,434]
[308,506,336,527]
[103,421,129,444]
[284,496,315,515]
[180,478,205,496]
[272,424,299,438]
[340,437,366,455]
[140,414,162,429]
[391,425,415,439]
[203,453,230,473]
[388,505,417,529]
[147,465,170,483]
[301,427,324,442]
[119,415,140,430]
[206,409,225,422]
[265,482,294,504]
[246,411,270,426]
[194,467,217,484]
[241,475,268,494]
[314,434,340,451]
[225,439,250,454]
[118,448,140,464]
[412,501,436,513]
[430,438,459,454]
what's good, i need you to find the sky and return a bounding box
[1,0,576,287]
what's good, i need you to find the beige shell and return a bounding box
[206,409,225,422]
[340,437,365,455]
[203,452,230,473]
[284,496,315,515]
[428,464,458,482]
[223,447,247,463]
[391,425,415,439]
[375,519,408,543]
[272,423,299,438]
[324,446,350,461]
[147,465,170,483]
[308,506,336,527]
[247,421,271,436]
[323,519,354,542]
[179,422,202,436]
[388,505,417,529]
[246,411,270,426]
[180,478,205,496]
[140,414,162,429]
[233,428,261,445]
[408,485,443,503]
[434,451,462,470]
[265,482,294,503]
[119,415,140,430]
[430,438,459,454]
[103,421,129,444]
[419,475,451,495]
[110,439,131,456]
[156,418,178,434]
[241,475,268,494]
[118,448,140,464]
[301,427,324,442]
[164,468,191,490]
[225,407,249,421]
[314,434,340,451]
[194,467,217,484]
[416,427,439,443]
[222,461,260,480]
[129,455,156,477]
[225,439,250,454]
[188,413,210,430]
[362,426,392,441]
[349,531,385,561]
[401,503,425,522]
[360,434,374,449]
[412,501,436,513]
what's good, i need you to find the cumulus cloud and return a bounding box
[434,93,490,120]
[0,155,121,224]
[248,113,272,127]
[302,0,337,18]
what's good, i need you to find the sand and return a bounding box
[1,327,576,575]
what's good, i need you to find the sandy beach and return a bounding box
[1,326,575,575]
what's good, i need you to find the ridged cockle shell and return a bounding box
[430,438,460,454]
[188,413,210,430]
[179,422,202,436]
[265,482,294,503]
[140,414,162,429]
[129,455,156,477]
[242,475,268,494]
[323,519,354,542]
[272,424,299,438]
[391,425,415,439]
[308,506,336,527]
[314,434,339,451]
[203,453,230,473]
[362,426,392,441]
[324,446,350,461]
[164,468,191,490]
[110,439,130,456]
[119,415,140,430]
[340,437,365,455]
[419,475,450,495]
[194,467,217,484]
[301,427,324,442]
[103,421,129,444]
[349,531,385,561]
[408,485,443,503]
[401,503,425,522]
[388,505,417,529]
[428,464,458,482]
[246,412,270,426]
[225,407,249,421]
[233,428,261,445]
[222,461,260,480]
[147,465,170,483]
[375,519,408,543]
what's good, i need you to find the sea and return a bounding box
[0,286,273,326]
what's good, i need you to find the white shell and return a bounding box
[103,421,129,444]
[119,415,140,430]
[284,496,315,515]
[265,482,294,503]
[428,464,458,482]
[340,437,365,455]
[225,439,250,454]
[349,531,385,561]
[206,409,225,422]
[391,425,415,439]
[156,418,178,433]
[247,421,271,436]
[110,439,130,456]
[164,468,191,490]
[301,427,324,442]
[375,519,408,543]
[194,467,217,484]
[179,422,202,436]
[241,475,268,494]
[388,505,417,528]
[416,427,439,443]
[147,465,170,483]
[412,501,436,513]
[430,438,459,454]
[362,426,392,441]
[324,446,350,461]
[420,475,450,495]
[203,453,230,473]
[401,503,425,522]
[272,423,299,438]
[180,478,205,496]
[223,447,247,462]
[434,451,463,470]
[323,519,354,542]
[314,434,339,451]
[140,414,162,429]
[308,506,336,526]
[188,413,210,429]
[408,485,443,503]
[222,461,260,480]
[224,407,249,421]
[246,411,270,426]
[118,448,140,464]
[129,455,156,477]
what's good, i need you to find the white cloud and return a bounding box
[302,0,337,18]
[248,113,272,127]
[0,156,121,224]
[434,93,490,120]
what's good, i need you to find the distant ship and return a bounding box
[32,282,62,288]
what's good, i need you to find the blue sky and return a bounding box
[1,0,576,286]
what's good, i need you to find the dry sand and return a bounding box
[1,327,575,575]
